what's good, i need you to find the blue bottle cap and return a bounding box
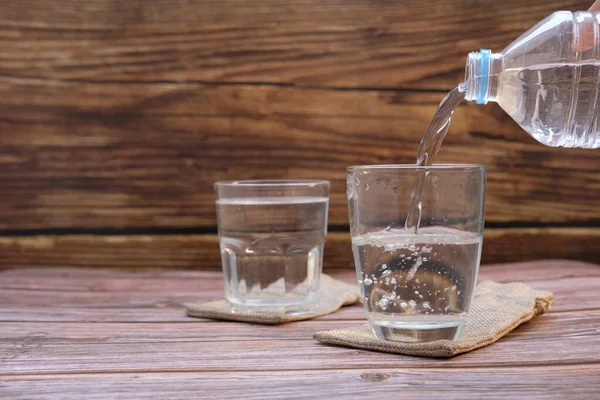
[476,49,491,104]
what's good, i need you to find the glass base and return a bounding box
[371,320,464,342]
[227,295,320,316]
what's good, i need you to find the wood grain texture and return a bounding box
[0,229,598,273]
[1,331,599,373]
[1,368,598,400]
[0,0,589,88]
[2,269,598,318]
[1,80,599,229]
[2,260,598,322]
[0,1,598,265]
[1,0,599,393]
[1,262,600,398]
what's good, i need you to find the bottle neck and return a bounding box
[464,49,503,104]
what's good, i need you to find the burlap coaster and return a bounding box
[185,274,361,324]
[313,280,553,358]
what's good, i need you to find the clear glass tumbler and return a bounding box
[347,165,486,342]
[215,180,329,314]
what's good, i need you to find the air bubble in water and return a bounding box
[385,291,397,300]
[378,298,390,310]
[406,256,423,280]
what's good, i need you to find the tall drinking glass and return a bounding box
[347,165,485,342]
[215,180,329,314]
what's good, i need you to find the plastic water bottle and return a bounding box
[464,11,600,148]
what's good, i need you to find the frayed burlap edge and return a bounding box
[313,281,554,358]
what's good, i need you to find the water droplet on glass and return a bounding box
[408,300,417,308]
[390,277,397,285]
[422,301,431,310]
[400,302,408,308]
[363,277,373,286]
[381,270,391,277]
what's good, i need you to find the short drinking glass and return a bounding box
[347,165,485,342]
[215,180,329,314]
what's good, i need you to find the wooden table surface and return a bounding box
[1,260,600,399]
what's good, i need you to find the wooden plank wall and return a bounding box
[0,0,597,270]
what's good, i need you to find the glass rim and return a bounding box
[214,179,330,188]
[347,164,485,172]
